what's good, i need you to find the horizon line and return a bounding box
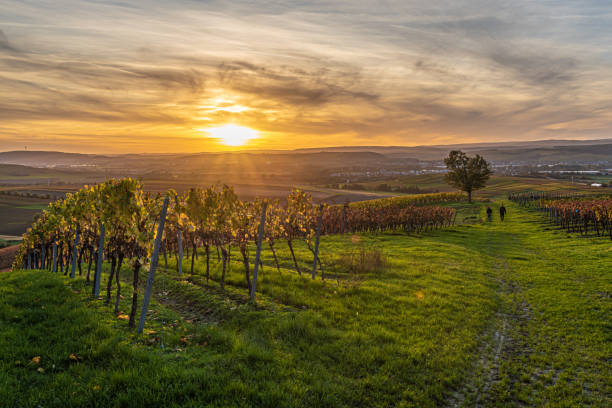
[3,137,612,156]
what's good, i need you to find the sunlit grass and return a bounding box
[1,201,610,407]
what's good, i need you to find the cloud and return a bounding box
[486,48,578,86]
[218,61,378,106]
[0,0,611,152]
[0,29,18,52]
[0,29,8,47]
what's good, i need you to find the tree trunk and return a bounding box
[269,242,281,274]
[70,225,80,279]
[106,256,117,304]
[128,261,141,328]
[91,251,98,295]
[177,230,183,275]
[86,248,93,284]
[190,244,196,276]
[220,247,228,289]
[77,247,83,276]
[240,246,251,293]
[64,243,71,275]
[115,254,123,314]
[205,244,210,283]
[287,240,301,275]
[41,245,46,270]
[94,224,105,298]
[52,239,57,272]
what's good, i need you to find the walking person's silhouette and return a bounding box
[499,203,507,221]
[486,206,492,222]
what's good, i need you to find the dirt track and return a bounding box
[0,245,18,271]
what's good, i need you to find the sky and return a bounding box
[1,0,611,153]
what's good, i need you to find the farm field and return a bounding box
[353,174,609,197]
[1,201,610,407]
[0,196,50,236]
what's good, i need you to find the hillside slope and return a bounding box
[1,203,610,407]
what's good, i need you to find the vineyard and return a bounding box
[509,191,612,239]
[2,188,611,407]
[14,178,459,332]
[349,192,466,208]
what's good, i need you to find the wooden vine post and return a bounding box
[52,236,57,273]
[70,224,80,279]
[250,201,267,302]
[93,223,105,297]
[342,202,348,234]
[312,203,323,279]
[177,229,183,276]
[137,196,169,334]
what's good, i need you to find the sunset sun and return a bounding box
[202,125,259,147]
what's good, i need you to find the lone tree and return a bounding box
[444,150,492,203]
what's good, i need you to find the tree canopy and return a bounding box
[444,150,492,202]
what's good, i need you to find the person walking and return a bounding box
[486,206,493,222]
[499,203,507,221]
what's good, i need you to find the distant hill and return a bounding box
[0,163,61,177]
[1,138,611,171]
[0,151,107,167]
[0,150,416,176]
[466,144,612,162]
[293,139,612,161]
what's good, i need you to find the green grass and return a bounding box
[1,201,610,407]
[0,199,50,236]
[14,203,50,210]
[356,174,609,198]
[0,239,20,248]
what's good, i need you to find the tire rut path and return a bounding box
[447,228,532,407]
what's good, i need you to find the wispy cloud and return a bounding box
[0,0,611,152]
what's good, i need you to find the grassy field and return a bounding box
[1,201,610,407]
[0,239,20,249]
[354,174,612,198]
[0,197,50,236]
